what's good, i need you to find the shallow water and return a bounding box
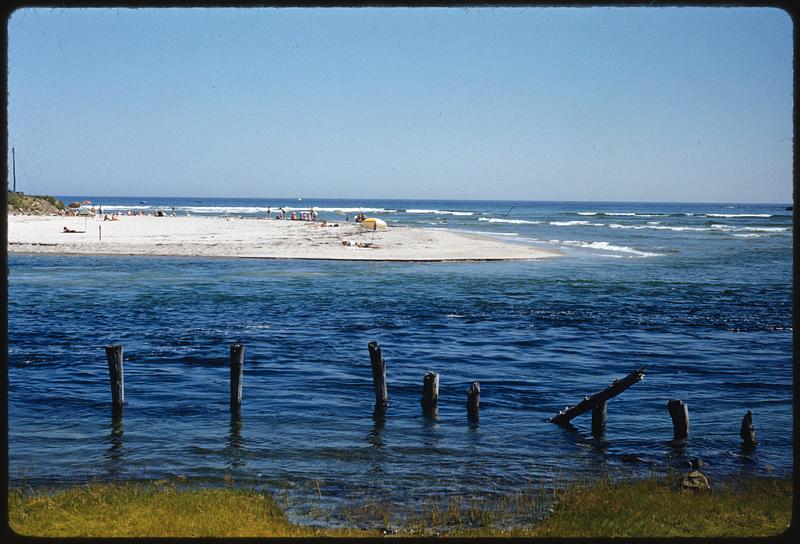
[8,198,792,525]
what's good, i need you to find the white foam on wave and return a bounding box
[313,207,396,213]
[550,220,591,226]
[478,217,541,225]
[561,240,662,257]
[711,224,789,234]
[551,220,606,227]
[183,206,274,214]
[705,213,773,218]
[609,223,708,232]
[405,209,474,216]
[456,229,519,236]
[576,211,637,216]
[98,205,152,211]
[741,226,789,233]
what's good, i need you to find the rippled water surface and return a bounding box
[8,199,793,524]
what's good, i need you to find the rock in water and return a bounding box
[679,470,710,492]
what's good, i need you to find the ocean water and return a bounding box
[8,198,793,525]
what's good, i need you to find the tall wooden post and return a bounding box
[368,341,388,409]
[591,400,607,437]
[104,345,124,412]
[421,372,439,415]
[467,381,480,415]
[740,410,757,448]
[230,343,244,415]
[667,399,689,440]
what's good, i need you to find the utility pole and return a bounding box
[12,147,16,192]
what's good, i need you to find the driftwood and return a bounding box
[368,341,388,409]
[668,399,689,440]
[467,382,480,415]
[421,372,439,415]
[230,343,244,415]
[740,410,756,448]
[591,400,607,436]
[104,344,124,412]
[549,368,644,427]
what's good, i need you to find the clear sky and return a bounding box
[6,7,793,203]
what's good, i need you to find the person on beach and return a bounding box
[63,226,78,233]
[290,212,297,220]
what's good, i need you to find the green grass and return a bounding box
[8,475,793,538]
[8,480,379,538]
[501,474,793,538]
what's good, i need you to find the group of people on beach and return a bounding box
[268,207,318,221]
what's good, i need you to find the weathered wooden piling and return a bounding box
[740,410,757,448]
[549,368,644,427]
[104,344,124,411]
[421,372,439,414]
[230,343,244,414]
[667,399,689,440]
[467,381,480,415]
[368,341,388,409]
[591,400,607,436]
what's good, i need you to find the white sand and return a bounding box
[7,214,562,261]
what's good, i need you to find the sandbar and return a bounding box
[7,215,562,262]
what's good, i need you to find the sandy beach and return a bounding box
[7,214,562,261]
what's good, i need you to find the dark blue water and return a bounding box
[8,199,792,524]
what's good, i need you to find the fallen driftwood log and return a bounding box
[549,368,645,428]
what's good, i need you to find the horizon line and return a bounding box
[43,193,793,207]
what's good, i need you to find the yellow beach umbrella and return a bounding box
[360,217,387,230]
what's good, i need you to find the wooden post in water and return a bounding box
[550,368,644,427]
[421,372,439,415]
[104,345,124,411]
[368,341,388,409]
[467,381,480,416]
[667,399,689,440]
[591,400,607,437]
[230,343,244,415]
[740,410,757,448]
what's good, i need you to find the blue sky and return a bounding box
[7,7,793,202]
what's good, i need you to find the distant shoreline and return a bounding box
[7,214,562,262]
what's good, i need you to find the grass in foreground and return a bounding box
[8,475,793,538]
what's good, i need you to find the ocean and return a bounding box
[8,197,793,525]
